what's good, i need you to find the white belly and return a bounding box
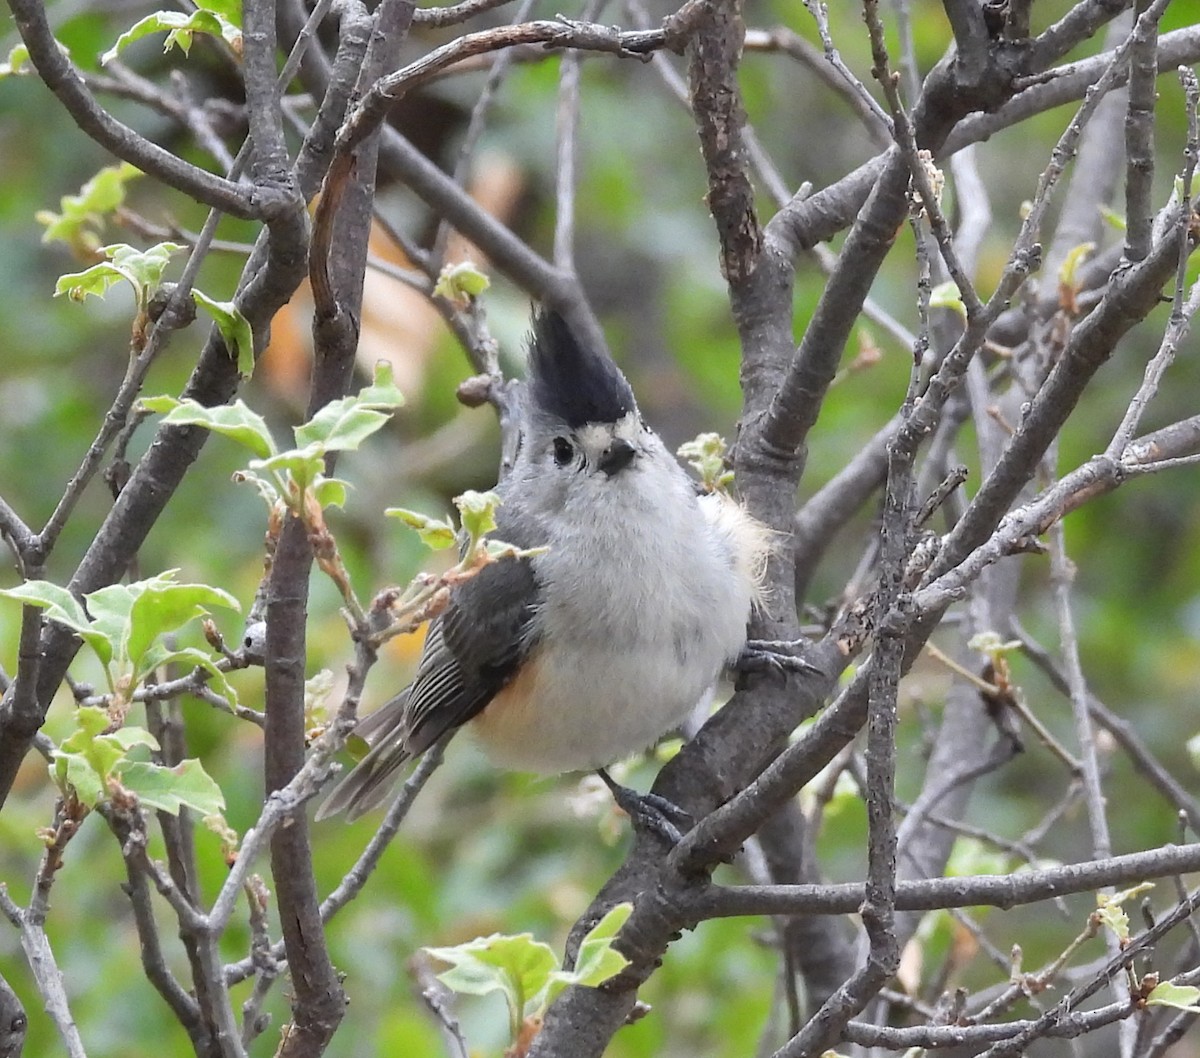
[469,458,766,774]
[469,641,723,773]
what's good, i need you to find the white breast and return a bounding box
[470,451,766,774]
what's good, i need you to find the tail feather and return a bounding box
[350,691,408,746]
[315,693,412,821]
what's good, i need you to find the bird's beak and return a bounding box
[599,437,636,476]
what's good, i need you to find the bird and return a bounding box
[316,307,776,837]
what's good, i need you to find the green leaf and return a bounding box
[0,580,114,667]
[433,261,490,303]
[1097,205,1126,232]
[101,9,242,65]
[677,432,731,492]
[354,361,406,408]
[550,903,630,1006]
[120,759,226,815]
[55,242,182,308]
[0,43,32,77]
[249,446,324,494]
[386,507,458,550]
[455,490,499,541]
[293,362,404,451]
[55,707,133,793]
[312,477,349,509]
[68,706,111,743]
[51,752,104,806]
[967,631,1022,661]
[37,162,141,251]
[1057,241,1095,291]
[126,576,240,677]
[197,0,242,26]
[0,579,90,629]
[1095,901,1130,942]
[83,582,138,662]
[482,539,546,561]
[143,396,277,459]
[1105,882,1155,906]
[1146,981,1200,1011]
[425,933,558,1026]
[108,726,160,752]
[192,291,254,377]
[929,280,966,319]
[294,404,390,452]
[542,904,630,1007]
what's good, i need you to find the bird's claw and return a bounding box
[597,769,693,845]
[735,639,822,680]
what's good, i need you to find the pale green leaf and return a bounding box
[57,708,128,787]
[353,360,406,408]
[0,43,32,77]
[1146,981,1200,1011]
[101,9,241,65]
[55,242,181,308]
[929,280,966,318]
[433,261,490,303]
[677,432,730,492]
[249,446,324,492]
[1057,241,1095,291]
[1174,171,1200,201]
[51,751,104,806]
[144,396,277,459]
[312,477,349,509]
[426,933,557,1022]
[197,0,242,26]
[37,162,141,247]
[55,261,132,302]
[127,577,240,676]
[294,404,390,452]
[0,581,113,667]
[192,290,254,377]
[386,507,458,550]
[1095,902,1130,942]
[83,582,138,660]
[456,489,499,541]
[107,726,160,753]
[947,836,1011,879]
[1104,882,1155,906]
[120,759,225,815]
[541,903,631,1007]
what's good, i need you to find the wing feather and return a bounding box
[317,499,541,819]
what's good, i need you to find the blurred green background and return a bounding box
[2,0,1200,1054]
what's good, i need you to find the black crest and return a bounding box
[527,309,636,428]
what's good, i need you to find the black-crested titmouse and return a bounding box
[318,309,773,828]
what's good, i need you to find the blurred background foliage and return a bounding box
[1,0,1199,1054]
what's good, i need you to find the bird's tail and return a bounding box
[314,693,412,822]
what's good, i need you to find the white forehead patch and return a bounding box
[575,411,641,454]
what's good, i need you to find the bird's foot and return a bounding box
[596,768,692,846]
[735,638,823,680]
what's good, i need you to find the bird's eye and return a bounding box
[552,436,574,466]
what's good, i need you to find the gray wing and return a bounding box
[317,505,541,820]
[403,553,540,755]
